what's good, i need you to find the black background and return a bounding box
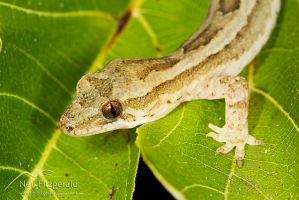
[133,158,174,200]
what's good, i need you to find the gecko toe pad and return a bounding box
[207,123,262,166]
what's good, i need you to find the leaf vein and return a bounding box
[151,105,186,148]
[181,152,229,177]
[22,129,61,200]
[233,173,270,199]
[224,160,236,200]
[275,184,295,199]
[15,46,72,96]
[125,139,131,200]
[0,92,56,124]
[181,141,223,154]
[48,45,81,69]
[135,13,162,57]
[0,1,115,20]
[252,87,299,132]
[40,174,59,200]
[0,166,25,173]
[259,47,295,56]
[88,0,144,71]
[248,62,298,132]
[54,146,109,189]
[181,183,225,195]
[244,158,290,167]
[0,35,2,54]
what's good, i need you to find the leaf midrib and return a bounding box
[8,0,147,198]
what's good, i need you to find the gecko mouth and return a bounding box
[59,114,113,136]
[59,111,141,136]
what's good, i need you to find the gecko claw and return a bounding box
[246,135,264,145]
[236,159,243,167]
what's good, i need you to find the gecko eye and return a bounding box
[101,100,123,119]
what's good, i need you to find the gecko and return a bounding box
[59,0,280,166]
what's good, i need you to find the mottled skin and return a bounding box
[60,0,280,164]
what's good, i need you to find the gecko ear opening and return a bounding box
[101,100,123,119]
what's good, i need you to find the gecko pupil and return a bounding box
[110,104,117,117]
[102,100,122,119]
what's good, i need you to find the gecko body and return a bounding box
[60,0,280,164]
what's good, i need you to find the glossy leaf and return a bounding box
[1,0,297,199]
[0,0,208,199]
[0,0,139,199]
[137,0,298,199]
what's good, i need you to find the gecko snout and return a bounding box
[59,115,76,135]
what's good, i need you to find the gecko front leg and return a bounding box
[202,76,263,166]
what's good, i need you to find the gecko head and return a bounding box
[59,72,133,136]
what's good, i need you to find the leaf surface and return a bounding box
[137,0,299,199]
[1,0,298,199]
[0,0,139,199]
[0,0,208,199]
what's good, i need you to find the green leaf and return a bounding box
[1,0,297,200]
[137,0,299,199]
[0,0,209,199]
[0,1,141,199]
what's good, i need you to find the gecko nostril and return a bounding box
[66,126,74,133]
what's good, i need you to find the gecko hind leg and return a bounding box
[204,76,263,166]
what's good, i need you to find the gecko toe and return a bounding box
[235,144,245,167]
[208,123,225,134]
[246,135,264,145]
[207,132,227,142]
[216,143,234,155]
[207,132,217,138]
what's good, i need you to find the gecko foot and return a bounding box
[207,123,263,166]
